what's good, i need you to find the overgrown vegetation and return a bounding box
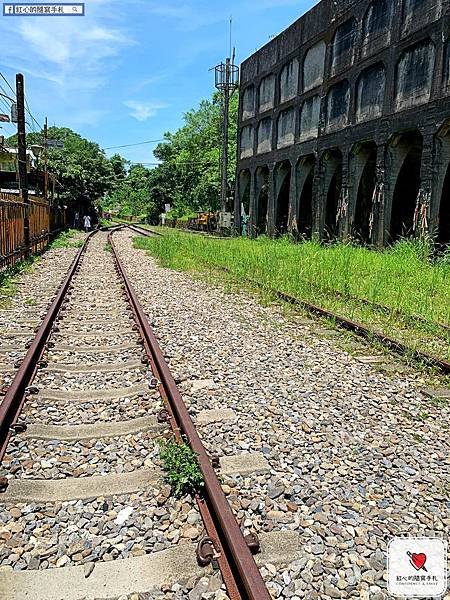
[49,229,83,249]
[135,232,450,362]
[158,439,204,497]
[102,91,238,221]
[0,257,37,308]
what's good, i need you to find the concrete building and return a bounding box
[235,0,450,246]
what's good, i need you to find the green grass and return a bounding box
[158,439,204,497]
[0,257,38,308]
[134,232,450,363]
[49,229,84,249]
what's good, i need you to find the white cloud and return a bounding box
[124,100,168,121]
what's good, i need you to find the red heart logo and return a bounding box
[411,553,427,570]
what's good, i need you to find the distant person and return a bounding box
[73,211,80,229]
[83,215,92,232]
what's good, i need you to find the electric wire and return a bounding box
[104,139,165,150]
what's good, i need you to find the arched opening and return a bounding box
[296,156,315,239]
[323,150,343,241]
[438,164,450,246]
[275,161,291,236]
[255,166,269,236]
[354,144,377,244]
[389,132,423,242]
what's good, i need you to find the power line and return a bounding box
[0,72,16,99]
[24,95,42,132]
[104,138,166,150]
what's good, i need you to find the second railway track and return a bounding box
[0,230,278,600]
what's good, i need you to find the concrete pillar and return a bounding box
[372,144,387,247]
[312,155,324,240]
[337,148,350,239]
[430,126,450,236]
[415,132,434,236]
[248,170,257,238]
[288,161,298,236]
[267,164,276,237]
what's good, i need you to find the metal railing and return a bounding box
[0,193,66,270]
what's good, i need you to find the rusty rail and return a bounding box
[0,232,95,464]
[109,230,271,600]
[127,225,450,374]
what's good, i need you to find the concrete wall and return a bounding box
[236,0,450,245]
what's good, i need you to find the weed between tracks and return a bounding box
[0,257,39,308]
[158,439,204,498]
[50,229,84,249]
[134,232,450,364]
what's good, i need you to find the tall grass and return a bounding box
[134,232,450,362]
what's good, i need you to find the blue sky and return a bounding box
[0,0,315,164]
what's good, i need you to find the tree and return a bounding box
[149,91,238,216]
[7,127,114,213]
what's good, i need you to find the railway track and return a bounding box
[0,230,273,599]
[129,226,450,374]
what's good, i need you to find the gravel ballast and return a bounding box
[113,229,450,600]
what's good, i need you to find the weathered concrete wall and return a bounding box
[277,108,295,148]
[237,0,449,246]
[300,95,320,141]
[303,42,326,92]
[280,59,299,103]
[395,40,435,111]
[240,126,254,159]
[257,118,272,154]
[242,86,255,120]
[259,75,276,113]
[326,81,350,132]
[356,64,385,122]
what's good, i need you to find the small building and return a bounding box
[235,0,450,246]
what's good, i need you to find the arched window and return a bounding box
[259,75,275,113]
[277,108,295,148]
[356,64,386,122]
[299,96,320,141]
[396,40,435,110]
[280,59,299,103]
[240,126,254,159]
[363,0,390,38]
[303,41,326,92]
[331,18,357,71]
[242,86,255,120]
[257,118,273,154]
[326,81,350,131]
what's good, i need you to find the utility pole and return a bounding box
[214,28,239,220]
[16,73,30,257]
[44,117,48,203]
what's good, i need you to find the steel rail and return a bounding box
[127,224,163,237]
[0,231,96,464]
[108,231,271,600]
[126,223,450,374]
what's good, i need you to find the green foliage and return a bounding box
[149,91,238,217]
[49,229,83,249]
[135,233,450,363]
[158,439,204,497]
[103,163,160,221]
[0,255,39,307]
[7,127,114,212]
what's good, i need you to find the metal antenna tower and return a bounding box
[214,17,239,216]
